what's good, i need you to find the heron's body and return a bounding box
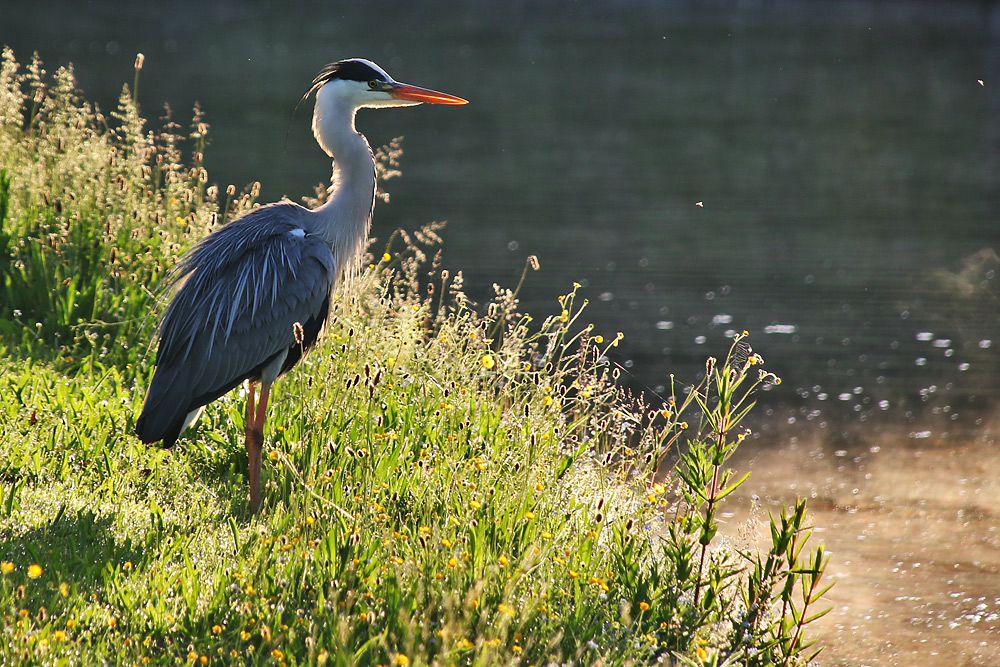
[133,201,338,447]
[135,59,466,511]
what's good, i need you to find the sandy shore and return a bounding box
[719,421,1000,666]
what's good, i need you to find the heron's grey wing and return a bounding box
[135,204,336,444]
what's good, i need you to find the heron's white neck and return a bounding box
[309,90,376,254]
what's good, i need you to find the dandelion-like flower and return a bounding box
[0,562,13,575]
[27,564,42,579]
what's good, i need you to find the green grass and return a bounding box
[0,49,831,666]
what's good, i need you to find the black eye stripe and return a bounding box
[301,59,390,105]
[314,59,384,86]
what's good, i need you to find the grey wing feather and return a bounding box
[136,202,336,444]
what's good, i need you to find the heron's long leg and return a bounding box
[247,383,271,514]
[246,380,263,513]
[245,381,257,444]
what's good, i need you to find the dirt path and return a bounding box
[721,424,1000,666]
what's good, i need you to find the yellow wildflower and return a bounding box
[481,355,495,370]
[27,564,42,579]
[0,562,13,574]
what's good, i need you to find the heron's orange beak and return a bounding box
[389,83,468,105]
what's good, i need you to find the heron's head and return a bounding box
[306,58,467,112]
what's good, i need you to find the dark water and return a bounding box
[6,0,1000,439]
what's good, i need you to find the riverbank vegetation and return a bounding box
[0,49,830,666]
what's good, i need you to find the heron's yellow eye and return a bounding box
[368,80,379,89]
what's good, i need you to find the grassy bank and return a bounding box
[0,50,830,666]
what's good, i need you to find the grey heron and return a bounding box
[134,58,467,513]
